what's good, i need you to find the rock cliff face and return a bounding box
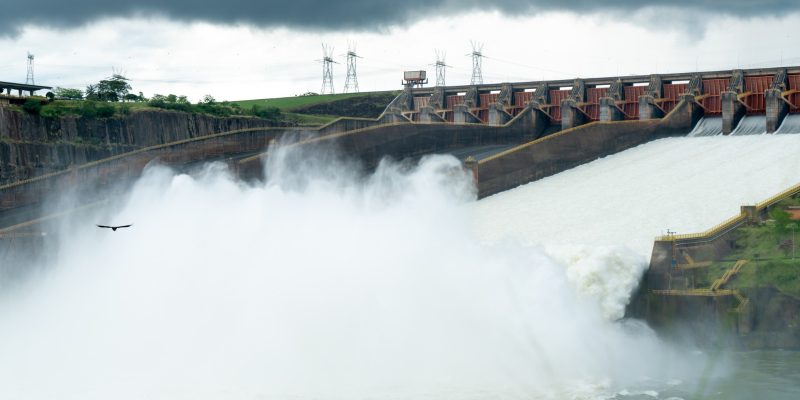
[0,107,279,185]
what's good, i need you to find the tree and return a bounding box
[86,74,131,102]
[147,93,191,112]
[84,85,98,100]
[770,207,792,236]
[54,87,83,100]
[202,95,216,104]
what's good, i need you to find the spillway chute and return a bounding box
[687,116,723,137]
[729,115,767,136]
[775,114,800,134]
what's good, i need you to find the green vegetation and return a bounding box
[19,73,397,126]
[22,98,44,114]
[282,112,338,126]
[85,75,133,102]
[697,194,800,297]
[53,87,84,100]
[36,100,149,118]
[233,91,399,124]
[234,92,369,111]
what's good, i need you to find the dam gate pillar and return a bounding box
[561,98,586,130]
[721,70,745,134]
[600,79,624,122]
[418,106,445,122]
[639,75,664,120]
[638,95,664,120]
[766,69,789,133]
[488,103,512,126]
[453,104,481,124]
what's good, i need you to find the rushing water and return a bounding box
[1,135,800,399]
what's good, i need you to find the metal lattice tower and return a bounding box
[319,43,337,95]
[469,41,484,85]
[25,52,35,85]
[343,43,361,93]
[434,50,448,87]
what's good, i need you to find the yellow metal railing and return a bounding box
[755,181,800,210]
[656,212,746,242]
[710,260,748,291]
[652,259,751,313]
[658,181,800,243]
[652,288,737,296]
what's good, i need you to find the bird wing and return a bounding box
[97,225,112,229]
[117,224,133,229]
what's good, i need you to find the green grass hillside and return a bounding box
[234,93,371,111]
[234,91,400,125]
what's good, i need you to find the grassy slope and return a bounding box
[233,91,397,125]
[234,93,380,111]
[698,194,800,297]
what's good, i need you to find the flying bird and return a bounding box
[96,224,133,231]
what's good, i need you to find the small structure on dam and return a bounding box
[390,66,800,135]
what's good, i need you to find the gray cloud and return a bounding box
[3,0,799,36]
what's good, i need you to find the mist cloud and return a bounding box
[3,0,798,36]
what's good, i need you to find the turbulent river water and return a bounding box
[1,135,800,399]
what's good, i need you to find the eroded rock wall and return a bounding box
[0,107,278,185]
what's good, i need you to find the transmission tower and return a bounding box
[343,43,361,93]
[434,50,448,87]
[469,41,484,85]
[318,43,337,94]
[25,52,35,85]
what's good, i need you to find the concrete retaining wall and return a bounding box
[237,106,548,181]
[474,96,698,198]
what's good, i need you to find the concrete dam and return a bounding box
[2,66,800,398]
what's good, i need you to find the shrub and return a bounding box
[96,103,115,118]
[22,98,42,115]
[78,101,98,118]
[54,87,83,100]
[250,105,281,121]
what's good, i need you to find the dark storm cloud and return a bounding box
[2,0,798,35]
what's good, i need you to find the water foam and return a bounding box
[0,145,695,399]
[471,135,800,318]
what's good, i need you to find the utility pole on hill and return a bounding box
[318,43,337,95]
[343,43,361,93]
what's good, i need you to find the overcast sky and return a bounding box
[1,1,799,102]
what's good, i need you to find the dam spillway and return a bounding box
[2,124,800,399]
[470,134,800,258]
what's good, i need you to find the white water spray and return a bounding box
[0,143,703,399]
[472,135,800,319]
